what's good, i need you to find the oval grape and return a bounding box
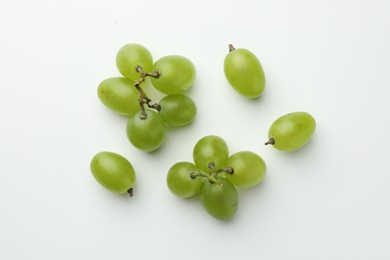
[151,55,196,95]
[266,111,316,151]
[200,178,238,220]
[225,151,266,188]
[166,162,203,198]
[224,45,265,98]
[116,43,153,81]
[159,94,197,126]
[90,151,136,194]
[97,77,139,116]
[126,110,166,152]
[193,135,229,172]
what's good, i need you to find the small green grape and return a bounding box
[193,135,229,172]
[151,55,196,94]
[225,151,266,188]
[166,162,203,198]
[159,94,197,126]
[97,77,139,116]
[266,111,316,151]
[224,45,265,98]
[126,110,166,152]
[200,178,238,221]
[116,43,153,81]
[90,151,136,194]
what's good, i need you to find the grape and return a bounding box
[151,55,196,95]
[159,94,197,126]
[266,112,316,151]
[166,162,203,198]
[116,43,153,81]
[224,45,265,98]
[97,77,139,116]
[225,151,266,188]
[90,151,136,194]
[200,178,238,220]
[126,110,166,152]
[193,135,229,172]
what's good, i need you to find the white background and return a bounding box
[1,0,389,259]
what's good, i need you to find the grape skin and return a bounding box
[268,112,316,151]
[224,47,265,98]
[97,77,139,116]
[116,43,153,81]
[225,151,266,188]
[151,55,196,95]
[193,135,229,172]
[159,94,197,126]
[166,162,203,198]
[200,178,238,221]
[126,110,166,152]
[90,151,136,194]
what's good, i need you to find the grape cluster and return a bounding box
[167,135,266,220]
[98,43,197,152]
[90,43,197,195]
[90,43,317,221]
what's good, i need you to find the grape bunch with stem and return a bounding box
[98,43,197,152]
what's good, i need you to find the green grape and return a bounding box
[159,94,197,126]
[193,135,229,172]
[200,178,238,220]
[90,151,136,194]
[116,43,153,81]
[166,162,203,198]
[224,45,265,98]
[97,77,140,116]
[126,110,166,152]
[225,151,266,188]
[151,55,196,95]
[266,112,316,151]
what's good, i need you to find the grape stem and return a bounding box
[190,171,218,184]
[190,162,234,184]
[190,171,208,179]
[208,162,234,175]
[217,167,234,174]
[265,138,275,145]
[127,188,134,197]
[228,44,236,52]
[134,65,161,119]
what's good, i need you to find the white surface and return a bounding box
[1,0,389,259]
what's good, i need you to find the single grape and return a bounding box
[159,94,197,126]
[116,43,153,81]
[151,55,196,94]
[90,151,136,195]
[200,178,238,220]
[266,111,316,151]
[224,45,265,98]
[225,151,266,188]
[166,162,204,198]
[193,135,229,172]
[97,77,139,116]
[126,110,166,152]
